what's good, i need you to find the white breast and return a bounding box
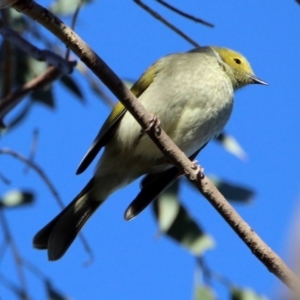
[111,52,234,170]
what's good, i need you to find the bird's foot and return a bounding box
[145,115,161,134]
[139,115,161,138]
[191,160,204,180]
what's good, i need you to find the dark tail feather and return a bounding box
[124,148,204,220]
[33,205,72,250]
[33,179,101,261]
[124,166,181,220]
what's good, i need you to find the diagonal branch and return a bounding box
[10,0,300,295]
[65,0,83,60]
[0,66,61,127]
[0,16,76,127]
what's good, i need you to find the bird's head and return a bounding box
[212,47,267,90]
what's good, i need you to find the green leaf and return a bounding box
[0,43,29,90]
[25,57,56,108]
[153,182,215,255]
[154,181,180,232]
[194,285,215,300]
[10,9,29,33]
[50,0,80,15]
[26,57,48,81]
[231,287,267,300]
[208,175,254,203]
[0,190,34,208]
[31,86,55,109]
[59,75,84,100]
[45,281,68,300]
[50,0,92,15]
[215,132,247,161]
[5,100,33,130]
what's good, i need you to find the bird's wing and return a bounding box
[76,62,161,175]
[124,146,206,220]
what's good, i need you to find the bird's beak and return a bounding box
[249,74,268,85]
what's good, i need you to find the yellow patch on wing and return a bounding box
[99,62,160,139]
[76,61,161,174]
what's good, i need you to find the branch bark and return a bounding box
[10,0,300,295]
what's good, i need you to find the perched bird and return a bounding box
[33,46,267,261]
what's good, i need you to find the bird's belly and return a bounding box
[111,59,234,173]
[171,100,233,157]
[115,96,233,171]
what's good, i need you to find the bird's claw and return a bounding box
[139,115,161,138]
[145,115,161,134]
[191,160,204,180]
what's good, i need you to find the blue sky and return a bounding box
[1,1,300,299]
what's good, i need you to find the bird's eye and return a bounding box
[234,58,241,64]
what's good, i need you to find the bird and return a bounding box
[33,46,267,261]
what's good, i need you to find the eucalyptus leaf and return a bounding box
[45,281,69,300]
[50,0,81,15]
[60,75,84,100]
[31,86,55,109]
[215,132,247,161]
[154,181,180,232]
[26,57,48,81]
[0,44,29,89]
[208,175,254,203]
[0,190,34,208]
[194,285,215,300]
[231,288,267,300]
[50,0,92,15]
[153,182,215,255]
[5,100,33,130]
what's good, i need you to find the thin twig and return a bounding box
[0,148,93,262]
[0,272,25,299]
[0,66,61,126]
[133,0,200,47]
[0,171,11,184]
[11,0,300,294]
[197,257,233,288]
[0,240,8,261]
[24,128,39,174]
[0,208,29,299]
[21,259,48,280]
[156,0,214,28]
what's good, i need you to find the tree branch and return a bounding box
[133,0,200,47]
[10,0,300,294]
[0,66,61,127]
